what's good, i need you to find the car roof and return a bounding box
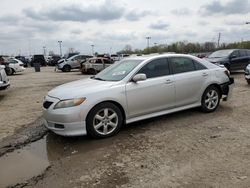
[124,54,199,61]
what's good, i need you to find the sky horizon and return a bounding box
[0,0,250,56]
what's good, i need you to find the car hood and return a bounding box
[48,78,116,100]
[204,57,227,63]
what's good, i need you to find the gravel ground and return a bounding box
[0,67,88,141]
[1,69,250,188]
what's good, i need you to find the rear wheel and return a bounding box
[88,68,97,75]
[201,86,220,113]
[62,65,71,72]
[86,102,123,138]
[8,68,14,75]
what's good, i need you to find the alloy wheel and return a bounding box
[205,90,219,110]
[93,108,118,135]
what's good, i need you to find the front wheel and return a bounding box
[201,86,220,113]
[86,102,123,138]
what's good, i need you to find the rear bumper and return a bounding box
[220,77,234,101]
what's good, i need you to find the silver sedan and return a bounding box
[43,54,234,138]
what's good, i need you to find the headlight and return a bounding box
[54,98,86,109]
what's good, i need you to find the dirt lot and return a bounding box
[0,67,88,141]
[0,70,250,188]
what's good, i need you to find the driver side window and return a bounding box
[138,58,170,78]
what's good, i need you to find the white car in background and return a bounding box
[0,65,10,90]
[57,55,93,72]
[7,58,25,75]
[43,54,234,138]
[245,64,250,84]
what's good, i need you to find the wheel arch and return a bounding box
[203,83,222,99]
[86,100,126,124]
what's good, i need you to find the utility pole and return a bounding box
[58,41,62,57]
[217,33,221,48]
[91,45,94,56]
[146,36,151,54]
[43,46,46,57]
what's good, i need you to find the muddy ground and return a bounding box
[0,70,250,188]
[0,67,87,141]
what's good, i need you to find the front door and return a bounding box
[126,58,175,118]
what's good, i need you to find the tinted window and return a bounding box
[247,50,250,56]
[193,61,207,70]
[169,57,196,74]
[239,50,247,57]
[138,58,170,78]
[96,59,103,64]
[231,50,240,58]
[103,59,112,64]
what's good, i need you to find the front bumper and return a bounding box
[245,70,250,81]
[42,95,89,136]
[0,80,10,90]
[220,77,234,101]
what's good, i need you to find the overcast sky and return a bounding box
[0,0,250,56]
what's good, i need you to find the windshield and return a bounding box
[209,50,234,58]
[92,59,143,81]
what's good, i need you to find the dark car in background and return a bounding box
[205,49,250,71]
[48,55,61,66]
[15,56,29,67]
[30,55,47,66]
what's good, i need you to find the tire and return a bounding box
[8,68,14,75]
[86,102,123,138]
[88,68,97,75]
[62,65,71,72]
[224,64,231,72]
[247,80,250,85]
[201,86,221,113]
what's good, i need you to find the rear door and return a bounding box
[168,57,209,107]
[126,58,175,118]
[230,50,241,70]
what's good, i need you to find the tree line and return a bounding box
[118,41,250,55]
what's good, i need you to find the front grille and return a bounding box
[43,101,53,109]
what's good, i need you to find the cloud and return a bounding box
[125,10,152,21]
[24,0,125,23]
[171,8,191,16]
[0,15,20,24]
[200,0,250,15]
[150,21,169,30]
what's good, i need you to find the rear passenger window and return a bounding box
[169,57,195,74]
[239,50,247,57]
[193,61,207,70]
[138,58,170,78]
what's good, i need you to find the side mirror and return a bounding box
[132,73,147,82]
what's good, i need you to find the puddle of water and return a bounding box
[0,128,140,187]
[0,137,49,187]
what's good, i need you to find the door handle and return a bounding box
[202,73,208,77]
[165,79,173,84]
